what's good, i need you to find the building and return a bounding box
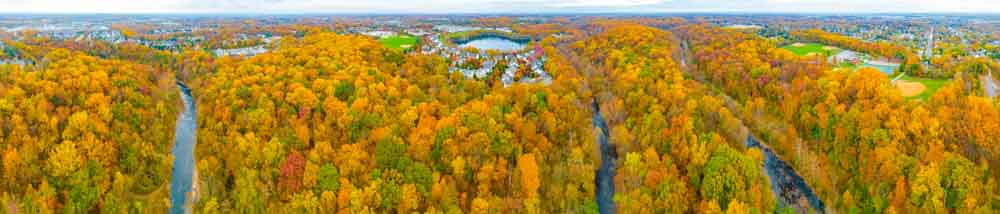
[831,50,860,64]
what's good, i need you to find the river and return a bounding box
[745,136,825,213]
[169,81,197,214]
[557,42,618,213]
[591,99,617,214]
[672,35,826,212]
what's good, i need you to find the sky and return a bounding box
[1,0,999,14]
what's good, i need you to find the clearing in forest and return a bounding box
[782,42,842,56]
[379,35,418,51]
[897,80,926,97]
[897,75,950,100]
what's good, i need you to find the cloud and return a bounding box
[0,0,997,13]
[519,0,669,7]
[0,0,187,13]
[631,0,1000,13]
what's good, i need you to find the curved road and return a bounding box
[169,81,197,214]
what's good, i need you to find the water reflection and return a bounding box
[458,36,525,52]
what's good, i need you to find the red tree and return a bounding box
[279,151,306,194]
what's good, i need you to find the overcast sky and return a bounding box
[1,0,999,14]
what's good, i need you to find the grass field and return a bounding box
[379,35,418,51]
[782,42,842,56]
[836,62,858,71]
[898,75,950,101]
[446,31,472,39]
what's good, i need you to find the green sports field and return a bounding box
[782,42,842,56]
[379,35,418,51]
[898,75,950,101]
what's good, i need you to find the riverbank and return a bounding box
[447,30,533,45]
[745,136,826,212]
[679,37,827,213]
[591,99,616,214]
[170,81,198,214]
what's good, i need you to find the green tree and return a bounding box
[700,145,765,210]
[375,140,408,171]
[316,164,340,192]
[404,163,433,196]
[379,181,401,211]
[66,161,101,213]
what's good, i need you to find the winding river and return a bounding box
[676,35,825,212]
[169,81,197,214]
[745,136,825,212]
[591,99,617,214]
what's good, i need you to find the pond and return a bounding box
[862,62,899,75]
[457,36,525,52]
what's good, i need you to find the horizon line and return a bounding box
[3,11,1000,16]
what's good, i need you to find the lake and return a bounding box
[458,36,525,52]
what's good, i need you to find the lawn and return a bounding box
[446,31,472,39]
[835,62,858,71]
[379,35,418,51]
[782,42,842,56]
[898,75,950,101]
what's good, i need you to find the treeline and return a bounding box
[191,32,600,212]
[447,30,533,44]
[0,49,180,212]
[1,33,176,68]
[791,29,925,76]
[1,19,997,214]
[682,24,999,213]
[115,21,303,50]
[927,56,1000,79]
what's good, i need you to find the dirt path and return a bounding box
[7,199,17,214]
[897,80,926,97]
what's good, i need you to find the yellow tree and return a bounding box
[518,153,540,212]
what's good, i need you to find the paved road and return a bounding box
[926,27,934,59]
[984,71,998,98]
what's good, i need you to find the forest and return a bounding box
[0,18,998,213]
